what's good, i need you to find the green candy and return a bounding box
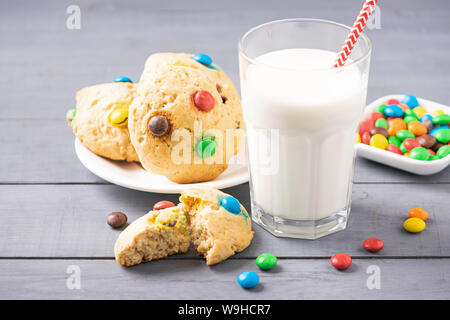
[374,104,386,115]
[388,136,401,147]
[436,145,450,159]
[375,118,388,129]
[404,109,418,119]
[397,130,416,141]
[404,115,418,125]
[432,114,450,126]
[434,129,450,143]
[428,155,440,161]
[400,142,408,154]
[196,136,217,158]
[66,108,76,126]
[256,253,277,270]
[409,147,430,161]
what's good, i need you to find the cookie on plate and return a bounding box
[180,187,254,265]
[68,81,139,162]
[114,205,190,267]
[128,52,245,183]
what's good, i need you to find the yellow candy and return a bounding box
[413,106,428,119]
[432,109,444,117]
[355,133,361,144]
[403,217,426,233]
[369,134,388,150]
[404,152,410,157]
[108,104,129,128]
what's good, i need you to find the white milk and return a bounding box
[242,48,367,221]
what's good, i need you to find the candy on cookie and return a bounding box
[70,81,139,162]
[128,52,245,183]
[114,205,190,267]
[180,187,254,265]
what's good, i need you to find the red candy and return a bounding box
[367,111,384,124]
[358,119,373,136]
[193,90,215,112]
[153,200,175,211]
[386,98,400,105]
[361,131,371,145]
[363,238,384,252]
[386,144,403,155]
[330,253,352,270]
[428,149,435,156]
[403,138,421,152]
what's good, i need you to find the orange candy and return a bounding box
[388,118,407,136]
[408,208,429,221]
[399,103,410,112]
[407,120,427,136]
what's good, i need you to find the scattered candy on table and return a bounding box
[330,253,352,270]
[256,253,278,270]
[408,208,429,221]
[153,200,175,211]
[403,217,426,233]
[107,211,128,228]
[237,271,260,289]
[357,94,450,160]
[363,238,384,252]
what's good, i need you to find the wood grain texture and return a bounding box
[0,183,448,258]
[1,258,449,299]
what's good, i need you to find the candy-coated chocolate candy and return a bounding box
[237,271,259,289]
[428,149,435,156]
[388,118,406,136]
[367,111,384,124]
[398,103,410,112]
[404,152,410,157]
[388,136,401,147]
[428,155,440,161]
[422,119,434,133]
[148,115,170,137]
[407,121,427,137]
[384,104,404,118]
[409,147,430,161]
[416,134,436,149]
[387,116,395,123]
[196,136,217,158]
[153,200,175,211]
[375,118,388,129]
[403,138,421,152]
[330,253,352,270]
[113,76,132,83]
[400,95,419,108]
[431,142,445,152]
[400,142,408,154]
[192,53,213,66]
[432,114,450,126]
[386,144,403,155]
[430,125,449,137]
[108,106,129,128]
[396,130,416,141]
[408,208,429,221]
[386,98,400,105]
[66,108,76,126]
[107,211,127,228]
[403,115,418,125]
[361,131,371,145]
[432,109,445,117]
[256,253,278,270]
[355,133,361,143]
[437,145,450,158]
[374,104,386,115]
[220,196,242,214]
[413,106,428,120]
[359,119,374,136]
[193,90,215,112]
[363,238,384,252]
[403,217,426,233]
[404,109,418,119]
[370,127,389,139]
[420,114,433,123]
[370,134,388,150]
[435,129,450,143]
[206,64,220,72]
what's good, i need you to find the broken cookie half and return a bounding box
[180,188,254,266]
[114,205,190,267]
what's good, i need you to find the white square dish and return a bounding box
[356,94,450,175]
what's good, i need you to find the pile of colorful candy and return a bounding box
[357,95,450,161]
[237,253,278,289]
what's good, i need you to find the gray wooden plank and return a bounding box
[0,183,449,258]
[0,258,449,299]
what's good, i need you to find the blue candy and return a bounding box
[384,104,404,118]
[430,125,450,137]
[237,271,259,289]
[420,114,433,123]
[192,53,213,66]
[220,196,242,215]
[113,76,133,83]
[400,95,419,108]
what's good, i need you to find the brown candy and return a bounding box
[370,127,389,139]
[422,119,433,133]
[148,115,169,137]
[416,134,436,149]
[107,211,128,228]
[431,142,444,152]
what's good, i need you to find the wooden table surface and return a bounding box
[1,0,449,299]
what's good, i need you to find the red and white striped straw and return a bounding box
[334,0,378,68]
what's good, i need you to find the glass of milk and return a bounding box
[238,19,371,239]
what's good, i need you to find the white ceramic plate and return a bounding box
[356,94,450,175]
[74,138,249,193]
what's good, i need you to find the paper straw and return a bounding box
[334,0,378,67]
